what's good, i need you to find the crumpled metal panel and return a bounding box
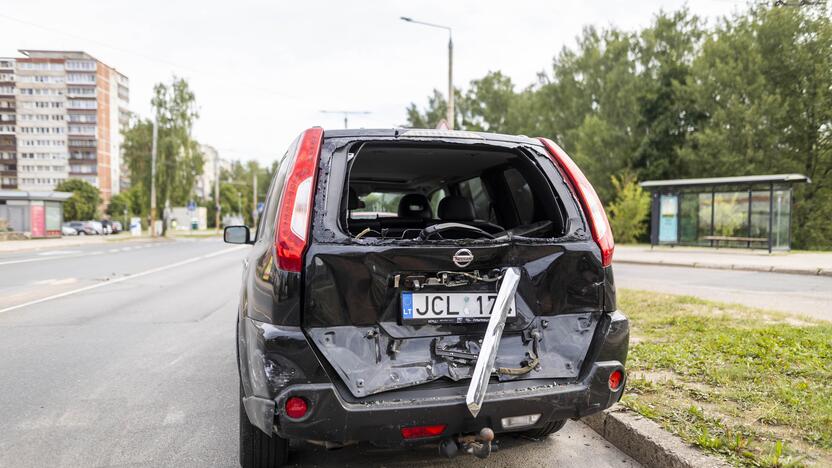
[307,313,598,398]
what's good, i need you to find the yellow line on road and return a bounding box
[0,245,248,315]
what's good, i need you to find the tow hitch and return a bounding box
[439,428,496,459]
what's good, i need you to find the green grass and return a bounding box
[619,289,832,467]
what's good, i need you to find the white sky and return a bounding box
[0,0,744,165]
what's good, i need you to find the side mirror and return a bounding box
[224,225,251,244]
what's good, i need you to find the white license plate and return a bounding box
[401,292,516,321]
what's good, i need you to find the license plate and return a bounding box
[401,292,516,322]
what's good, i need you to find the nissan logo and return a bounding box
[452,249,474,268]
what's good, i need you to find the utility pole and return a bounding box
[214,150,220,232]
[320,110,371,129]
[447,34,454,129]
[150,117,158,237]
[400,17,454,129]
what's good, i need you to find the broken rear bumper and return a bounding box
[266,360,624,444]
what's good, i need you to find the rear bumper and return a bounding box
[264,360,624,444]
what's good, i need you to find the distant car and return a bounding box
[61,225,78,236]
[66,221,96,236]
[85,221,104,235]
[101,220,113,235]
[111,221,123,233]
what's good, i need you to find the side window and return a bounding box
[504,168,535,225]
[458,177,494,222]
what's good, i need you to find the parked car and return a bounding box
[61,225,78,236]
[85,220,104,235]
[65,221,96,236]
[225,128,626,467]
[111,221,123,233]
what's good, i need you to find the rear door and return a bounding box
[303,136,609,398]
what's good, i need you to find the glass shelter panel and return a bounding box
[714,192,749,247]
[750,191,770,240]
[773,189,791,250]
[679,193,700,244]
[697,193,713,243]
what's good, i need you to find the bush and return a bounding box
[607,173,650,243]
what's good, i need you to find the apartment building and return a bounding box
[195,144,230,201]
[0,59,16,189]
[0,50,129,204]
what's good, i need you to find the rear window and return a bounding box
[339,142,566,241]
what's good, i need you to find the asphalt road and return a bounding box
[0,239,640,467]
[615,263,832,321]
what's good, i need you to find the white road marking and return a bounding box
[0,245,247,315]
[32,278,79,286]
[37,250,81,256]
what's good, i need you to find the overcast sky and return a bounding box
[0,0,745,164]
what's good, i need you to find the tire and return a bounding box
[520,419,567,438]
[239,385,288,468]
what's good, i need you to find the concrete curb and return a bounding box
[616,258,829,277]
[584,407,730,468]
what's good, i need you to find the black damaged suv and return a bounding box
[225,128,628,467]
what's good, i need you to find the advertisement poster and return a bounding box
[45,203,61,237]
[30,204,45,238]
[658,195,678,243]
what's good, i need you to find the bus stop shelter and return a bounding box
[0,190,72,238]
[640,174,810,253]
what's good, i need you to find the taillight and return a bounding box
[285,396,308,419]
[400,424,447,439]
[538,138,614,267]
[609,369,624,391]
[276,127,324,272]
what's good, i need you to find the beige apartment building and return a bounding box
[0,50,129,204]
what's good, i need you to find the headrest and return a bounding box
[348,188,364,210]
[397,193,432,219]
[438,196,476,221]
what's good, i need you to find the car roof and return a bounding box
[322,128,543,146]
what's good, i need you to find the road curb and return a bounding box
[616,258,822,277]
[584,407,730,468]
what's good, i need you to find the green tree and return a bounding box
[607,173,651,243]
[122,77,204,234]
[107,191,132,226]
[682,5,832,248]
[55,179,100,221]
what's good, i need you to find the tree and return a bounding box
[607,173,651,243]
[56,179,100,221]
[122,77,203,234]
[107,191,132,226]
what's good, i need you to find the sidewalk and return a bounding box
[615,244,832,277]
[0,233,157,253]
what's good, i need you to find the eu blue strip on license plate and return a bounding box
[401,291,414,320]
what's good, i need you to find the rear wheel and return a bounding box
[520,419,567,438]
[239,385,288,468]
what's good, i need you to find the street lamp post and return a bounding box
[401,16,454,129]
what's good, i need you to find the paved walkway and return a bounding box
[0,233,155,253]
[615,245,832,276]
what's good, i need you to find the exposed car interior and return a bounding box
[341,143,566,240]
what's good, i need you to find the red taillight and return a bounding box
[400,424,447,439]
[285,396,308,419]
[276,127,324,272]
[609,369,623,391]
[539,137,614,267]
